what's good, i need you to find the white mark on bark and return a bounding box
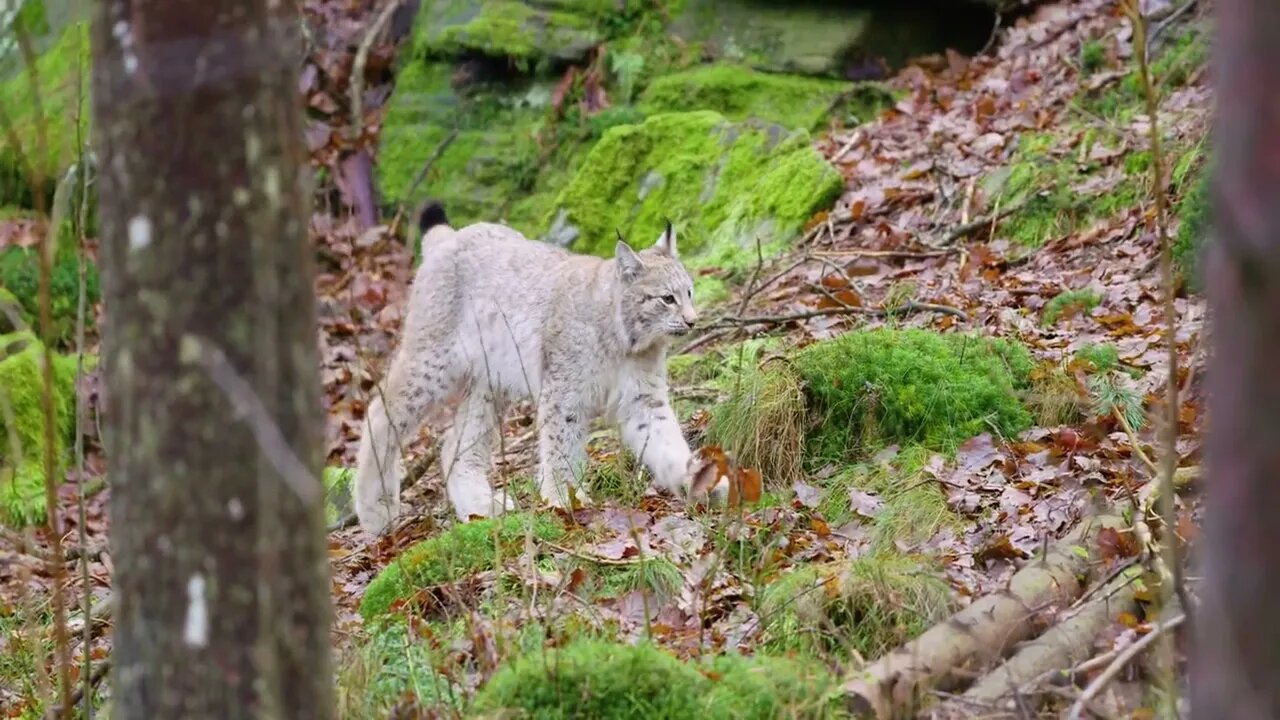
[233,188,251,207]
[227,497,244,520]
[264,167,280,206]
[183,574,209,648]
[245,133,261,164]
[128,215,152,251]
[179,334,201,364]
[111,20,139,74]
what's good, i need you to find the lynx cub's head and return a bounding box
[614,222,698,352]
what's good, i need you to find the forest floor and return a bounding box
[0,0,1212,718]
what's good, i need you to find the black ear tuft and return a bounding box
[417,201,449,235]
[616,228,626,243]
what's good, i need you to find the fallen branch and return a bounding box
[706,301,968,330]
[928,197,1032,248]
[1065,610,1187,720]
[842,513,1126,719]
[45,656,109,720]
[958,567,1142,707]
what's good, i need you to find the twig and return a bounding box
[546,541,646,566]
[349,0,402,143]
[46,656,110,720]
[18,19,73,710]
[1147,0,1199,52]
[929,197,1032,247]
[811,248,957,260]
[72,39,94,719]
[401,129,459,210]
[1065,613,1187,720]
[1127,0,1194,688]
[1113,406,1158,475]
[734,235,766,317]
[706,300,968,330]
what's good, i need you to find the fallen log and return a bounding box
[842,513,1127,719]
[959,565,1142,707]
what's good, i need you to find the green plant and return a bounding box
[797,328,1034,461]
[609,50,645,104]
[705,342,806,486]
[1041,289,1102,326]
[359,512,568,619]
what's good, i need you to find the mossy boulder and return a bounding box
[670,0,993,78]
[359,512,568,619]
[797,328,1035,461]
[412,0,608,63]
[0,17,91,209]
[637,64,854,131]
[0,331,84,526]
[547,110,842,264]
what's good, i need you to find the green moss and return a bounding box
[0,243,100,348]
[1173,165,1210,292]
[414,0,602,63]
[0,331,82,527]
[703,653,844,718]
[323,466,354,526]
[552,110,842,264]
[1074,343,1121,373]
[1041,288,1102,326]
[359,512,568,619]
[637,64,853,131]
[1084,24,1208,122]
[0,287,30,333]
[0,21,90,208]
[1080,38,1107,73]
[797,328,1034,462]
[473,639,706,718]
[758,554,952,659]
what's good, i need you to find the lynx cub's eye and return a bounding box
[661,294,677,305]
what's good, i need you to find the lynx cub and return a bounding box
[353,203,701,536]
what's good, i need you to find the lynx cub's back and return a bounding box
[353,202,702,536]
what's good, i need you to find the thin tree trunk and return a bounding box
[1192,0,1280,716]
[90,1,333,717]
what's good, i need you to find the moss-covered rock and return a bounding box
[637,64,853,131]
[548,110,842,264]
[702,653,844,718]
[797,328,1034,461]
[0,331,82,526]
[360,512,568,619]
[413,0,606,63]
[0,18,90,208]
[669,0,993,78]
[0,287,30,333]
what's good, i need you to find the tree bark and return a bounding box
[1192,1,1280,717]
[90,1,333,718]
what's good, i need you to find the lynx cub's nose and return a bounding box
[681,305,698,328]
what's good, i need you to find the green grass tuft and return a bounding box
[705,342,806,486]
[758,554,953,660]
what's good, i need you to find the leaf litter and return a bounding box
[0,0,1213,715]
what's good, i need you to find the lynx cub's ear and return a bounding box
[615,230,645,280]
[654,219,678,258]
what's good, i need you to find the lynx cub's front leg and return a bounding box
[619,387,693,497]
[535,385,592,509]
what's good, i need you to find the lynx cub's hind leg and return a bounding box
[441,387,515,520]
[536,387,592,509]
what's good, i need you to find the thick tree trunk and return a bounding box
[90,1,333,718]
[1192,1,1280,716]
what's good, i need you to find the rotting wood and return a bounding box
[842,513,1127,719]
